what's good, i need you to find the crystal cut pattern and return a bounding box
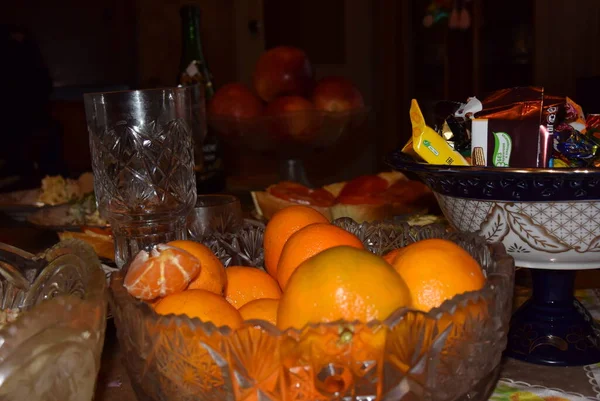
[90,118,196,219]
[110,222,514,401]
[0,239,107,401]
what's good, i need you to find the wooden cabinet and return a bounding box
[534,0,600,97]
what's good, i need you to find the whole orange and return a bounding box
[391,239,485,312]
[277,223,364,289]
[238,298,279,325]
[154,289,243,329]
[383,248,402,264]
[167,240,227,295]
[278,246,411,330]
[263,205,329,278]
[225,266,282,309]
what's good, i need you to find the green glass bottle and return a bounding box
[179,4,226,194]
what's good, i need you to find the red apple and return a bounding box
[253,46,315,102]
[264,95,316,139]
[208,83,264,119]
[312,76,365,112]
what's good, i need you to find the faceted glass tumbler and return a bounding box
[85,87,198,267]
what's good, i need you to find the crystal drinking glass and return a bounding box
[186,194,244,240]
[85,87,198,267]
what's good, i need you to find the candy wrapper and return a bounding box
[470,87,543,168]
[585,114,600,145]
[404,87,600,169]
[548,98,599,168]
[408,99,469,166]
[566,97,586,132]
[433,100,463,132]
[549,122,599,168]
[441,97,482,155]
[539,94,566,167]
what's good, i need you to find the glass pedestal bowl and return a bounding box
[387,150,600,366]
[208,109,369,187]
[109,220,514,401]
[0,239,108,401]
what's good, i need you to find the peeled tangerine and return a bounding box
[123,244,201,301]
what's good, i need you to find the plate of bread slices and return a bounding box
[251,171,439,222]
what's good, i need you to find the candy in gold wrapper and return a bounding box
[407,99,469,166]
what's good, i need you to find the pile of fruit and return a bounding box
[208,46,365,139]
[123,205,486,332]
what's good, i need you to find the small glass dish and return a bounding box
[110,220,514,401]
[186,194,244,241]
[208,108,369,154]
[0,239,107,401]
[208,108,369,186]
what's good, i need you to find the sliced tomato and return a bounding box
[381,180,431,204]
[269,181,336,207]
[338,175,389,198]
[335,175,389,205]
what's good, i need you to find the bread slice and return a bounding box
[330,199,427,223]
[251,171,429,223]
[250,189,333,221]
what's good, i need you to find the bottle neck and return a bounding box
[180,8,203,66]
[179,6,214,98]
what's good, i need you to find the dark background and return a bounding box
[2,0,600,189]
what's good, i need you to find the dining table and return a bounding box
[1,197,600,401]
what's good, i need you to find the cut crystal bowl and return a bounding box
[110,220,514,401]
[0,239,108,401]
[208,108,369,156]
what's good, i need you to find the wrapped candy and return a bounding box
[550,123,598,168]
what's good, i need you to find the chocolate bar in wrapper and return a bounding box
[539,94,566,167]
[566,97,586,132]
[444,115,472,154]
[433,100,463,132]
[470,87,543,167]
[586,114,600,145]
[586,114,600,130]
[435,97,482,156]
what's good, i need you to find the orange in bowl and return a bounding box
[390,239,485,312]
[238,298,279,326]
[224,266,282,309]
[278,245,411,330]
[123,244,200,301]
[276,223,364,289]
[263,205,330,278]
[154,289,243,329]
[383,248,402,264]
[167,240,227,295]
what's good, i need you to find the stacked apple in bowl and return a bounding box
[207,46,367,151]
